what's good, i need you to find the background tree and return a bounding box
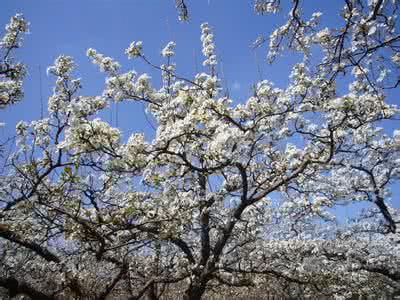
[1,1,400,299]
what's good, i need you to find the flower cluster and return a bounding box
[200,23,217,70]
[161,41,176,57]
[59,118,120,153]
[255,0,279,14]
[86,48,120,72]
[0,14,28,48]
[125,41,143,59]
[0,14,28,108]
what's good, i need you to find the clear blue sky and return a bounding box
[0,0,398,219]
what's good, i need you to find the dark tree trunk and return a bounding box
[184,283,207,300]
[145,281,158,300]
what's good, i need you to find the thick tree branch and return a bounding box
[0,277,54,300]
[0,226,60,263]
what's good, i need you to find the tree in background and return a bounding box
[1,1,400,299]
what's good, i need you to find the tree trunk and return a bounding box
[184,283,206,300]
[144,281,158,300]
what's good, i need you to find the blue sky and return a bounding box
[1,1,398,220]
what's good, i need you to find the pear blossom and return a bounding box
[161,41,176,57]
[125,41,143,59]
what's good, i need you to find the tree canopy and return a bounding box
[1,1,400,299]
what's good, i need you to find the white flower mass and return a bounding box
[1,1,400,299]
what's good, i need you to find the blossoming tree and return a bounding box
[1,1,400,299]
[0,14,27,109]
